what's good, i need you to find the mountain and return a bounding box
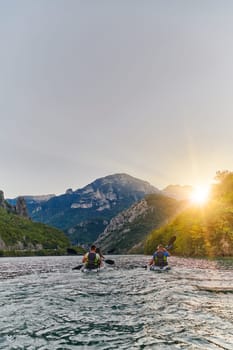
[162,185,193,200]
[8,174,159,245]
[144,171,233,257]
[1,190,29,218]
[95,193,186,254]
[7,194,56,215]
[0,191,69,256]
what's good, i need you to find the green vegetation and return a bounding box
[25,173,157,245]
[0,207,70,256]
[145,171,233,257]
[97,193,186,254]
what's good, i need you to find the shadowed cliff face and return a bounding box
[15,197,29,218]
[0,190,16,214]
[95,193,186,254]
[1,190,29,218]
[0,190,8,209]
[9,174,159,245]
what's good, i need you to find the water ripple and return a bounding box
[0,255,232,349]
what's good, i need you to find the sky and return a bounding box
[1,0,233,198]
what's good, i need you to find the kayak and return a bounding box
[150,265,171,273]
[81,263,105,273]
[72,259,114,271]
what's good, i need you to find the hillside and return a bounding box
[0,192,69,256]
[144,171,233,257]
[9,173,159,245]
[95,193,186,254]
[0,208,69,256]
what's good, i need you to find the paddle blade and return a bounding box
[72,264,83,270]
[166,235,176,249]
[105,259,115,265]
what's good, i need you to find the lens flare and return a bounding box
[190,185,210,205]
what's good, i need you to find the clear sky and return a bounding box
[1,0,233,198]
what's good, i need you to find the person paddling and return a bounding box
[96,247,105,267]
[72,246,114,270]
[82,244,101,270]
[96,247,104,259]
[149,244,170,268]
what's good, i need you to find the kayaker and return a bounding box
[82,245,101,269]
[96,247,105,267]
[96,247,104,259]
[149,244,170,268]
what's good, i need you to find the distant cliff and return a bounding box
[1,190,29,218]
[0,190,69,255]
[9,173,159,245]
[95,193,186,254]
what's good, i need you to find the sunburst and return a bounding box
[190,185,210,205]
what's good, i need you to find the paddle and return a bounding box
[72,258,115,270]
[96,248,115,266]
[72,264,83,270]
[104,259,115,265]
[165,235,176,250]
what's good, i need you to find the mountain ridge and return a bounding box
[0,191,69,255]
[8,173,159,245]
[95,193,187,254]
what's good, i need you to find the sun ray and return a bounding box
[190,185,210,205]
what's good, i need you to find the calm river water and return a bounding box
[0,255,232,349]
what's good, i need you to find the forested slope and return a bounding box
[145,171,233,257]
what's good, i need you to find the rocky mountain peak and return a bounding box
[1,190,29,218]
[0,190,6,208]
[16,197,29,218]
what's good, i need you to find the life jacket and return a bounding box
[153,251,168,267]
[85,252,100,269]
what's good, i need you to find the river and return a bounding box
[0,255,232,349]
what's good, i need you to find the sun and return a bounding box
[190,185,210,205]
